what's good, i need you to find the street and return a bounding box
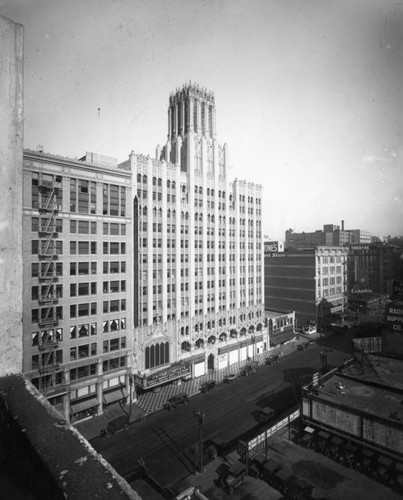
[92,343,348,488]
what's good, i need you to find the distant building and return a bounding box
[285,228,325,249]
[347,243,402,297]
[264,246,348,329]
[265,310,296,347]
[285,222,372,249]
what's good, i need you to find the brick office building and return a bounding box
[23,150,133,422]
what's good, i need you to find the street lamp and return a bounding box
[193,411,205,474]
[128,374,134,422]
[252,334,256,362]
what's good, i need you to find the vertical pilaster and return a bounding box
[147,158,153,326]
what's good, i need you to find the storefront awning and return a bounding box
[70,397,98,414]
[103,387,128,405]
[270,332,295,346]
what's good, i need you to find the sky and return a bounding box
[2,0,403,240]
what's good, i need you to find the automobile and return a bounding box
[164,392,189,411]
[265,354,279,365]
[257,406,276,423]
[200,380,216,393]
[239,361,258,376]
[297,343,308,351]
[217,460,247,494]
[204,437,229,459]
[101,415,129,438]
[223,373,239,383]
[303,326,317,334]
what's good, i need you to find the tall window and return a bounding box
[145,342,169,369]
[103,184,126,216]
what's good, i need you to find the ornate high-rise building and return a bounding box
[119,83,266,390]
[22,83,266,419]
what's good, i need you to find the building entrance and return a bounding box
[207,353,214,371]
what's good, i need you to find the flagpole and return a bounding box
[97,107,100,164]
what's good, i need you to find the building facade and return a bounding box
[119,83,266,390]
[264,246,348,329]
[23,150,133,422]
[286,223,372,249]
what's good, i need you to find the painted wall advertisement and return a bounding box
[384,300,403,356]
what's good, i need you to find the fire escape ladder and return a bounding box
[37,175,60,394]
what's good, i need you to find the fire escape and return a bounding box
[37,175,61,393]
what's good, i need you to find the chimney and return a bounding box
[341,220,344,231]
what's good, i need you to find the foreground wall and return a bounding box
[0,15,23,376]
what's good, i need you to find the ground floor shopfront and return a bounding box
[31,354,133,423]
[133,332,269,393]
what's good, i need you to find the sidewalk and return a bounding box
[75,341,299,441]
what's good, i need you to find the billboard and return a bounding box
[384,300,403,356]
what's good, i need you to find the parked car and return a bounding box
[297,343,308,351]
[265,354,279,365]
[101,415,129,438]
[164,392,189,411]
[257,406,276,423]
[240,361,258,376]
[223,373,239,383]
[217,460,247,494]
[204,437,229,459]
[200,380,216,393]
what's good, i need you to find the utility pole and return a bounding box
[193,411,205,473]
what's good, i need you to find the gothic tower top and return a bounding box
[167,81,216,142]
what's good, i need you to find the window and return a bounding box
[110,242,119,254]
[145,342,169,369]
[78,283,89,296]
[110,338,119,351]
[110,223,119,235]
[110,261,119,273]
[32,263,39,277]
[78,344,89,358]
[78,303,89,317]
[70,263,76,276]
[32,217,39,232]
[70,242,77,255]
[78,241,89,254]
[78,220,89,234]
[103,222,108,235]
[31,240,39,254]
[91,221,97,234]
[31,286,39,300]
[78,262,89,275]
[110,300,119,312]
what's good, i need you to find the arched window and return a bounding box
[137,173,141,183]
[158,178,162,187]
[195,339,204,349]
[181,341,190,352]
[145,341,169,369]
[143,175,147,184]
[153,177,157,186]
[167,179,171,189]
